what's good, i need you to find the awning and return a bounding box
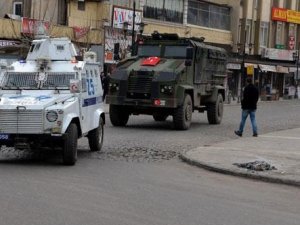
[289,67,300,73]
[276,66,289,74]
[227,63,241,70]
[259,64,277,72]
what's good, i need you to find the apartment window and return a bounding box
[113,0,137,8]
[13,2,22,16]
[254,0,258,9]
[187,0,230,30]
[143,0,183,24]
[276,21,283,45]
[78,1,85,11]
[245,19,251,43]
[273,0,280,7]
[260,22,269,47]
[238,19,242,43]
[288,23,296,49]
[288,23,296,37]
[284,0,292,9]
[113,0,129,6]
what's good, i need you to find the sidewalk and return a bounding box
[180,128,300,187]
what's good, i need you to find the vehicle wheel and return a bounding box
[88,117,104,152]
[173,94,192,130]
[207,93,223,124]
[153,113,168,121]
[62,123,78,166]
[109,105,129,126]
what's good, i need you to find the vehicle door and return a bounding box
[81,66,102,134]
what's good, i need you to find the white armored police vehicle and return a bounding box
[0,37,105,165]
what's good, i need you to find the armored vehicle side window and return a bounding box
[164,46,187,58]
[29,44,35,52]
[35,43,41,51]
[56,45,64,51]
[138,45,161,57]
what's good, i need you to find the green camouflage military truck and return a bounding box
[106,32,227,130]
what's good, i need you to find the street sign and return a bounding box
[275,44,285,49]
[247,65,254,76]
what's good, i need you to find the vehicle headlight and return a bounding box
[109,83,119,91]
[160,85,173,94]
[46,110,58,122]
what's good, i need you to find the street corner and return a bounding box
[179,143,300,188]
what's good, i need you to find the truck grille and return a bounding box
[127,71,153,99]
[0,109,44,134]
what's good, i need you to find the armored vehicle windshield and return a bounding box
[1,72,76,90]
[138,44,188,58]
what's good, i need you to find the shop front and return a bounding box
[258,48,297,100]
[287,67,300,99]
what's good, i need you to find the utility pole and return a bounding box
[238,30,247,103]
[131,1,136,56]
[295,44,299,99]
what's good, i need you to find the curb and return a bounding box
[179,152,300,188]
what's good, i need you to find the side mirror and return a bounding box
[185,47,193,66]
[70,79,81,93]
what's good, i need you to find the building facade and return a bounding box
[0,0,102,64]
[228,0,300,101]
[1,0,298,101]
[102,0,238,73]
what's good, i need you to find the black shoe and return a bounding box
[253,133,258,137]
[234,130,242,137]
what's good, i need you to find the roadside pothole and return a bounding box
[90,146,179,162]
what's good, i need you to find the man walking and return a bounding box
[235,77,259,137]
[102,72,111,101]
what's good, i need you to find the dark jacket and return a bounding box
[241,83,259,110]
[102,75,111,93]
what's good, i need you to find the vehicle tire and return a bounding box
[62,123,78,166]
[153,113,168,121]
[173,94,192,130]
[109,105,129,126]
[88,117,104,152]
[207,93,223,124]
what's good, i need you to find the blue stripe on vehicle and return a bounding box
[82,96,102,107]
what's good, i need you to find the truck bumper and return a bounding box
[0,133,66,149]
[106,95,178,108]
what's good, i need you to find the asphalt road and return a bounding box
[0,100,300,225]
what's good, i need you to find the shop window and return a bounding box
[13,2,22,16]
